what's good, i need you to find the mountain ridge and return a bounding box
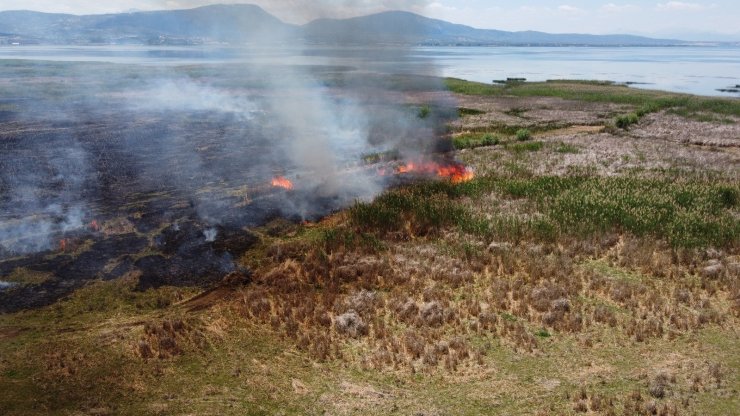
[0,4,699,46]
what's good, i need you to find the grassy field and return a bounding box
[1,77,738,415]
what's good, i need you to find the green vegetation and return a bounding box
[555,143,580,154]
[616,112,640,129]
[348,173,738,249]
[418,104,431,119]
[348,186,470,237]
[457,107,486,117]
[452,132,500,150]
[445,78,740,119]
[515,128,532,141]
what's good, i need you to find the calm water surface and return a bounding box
[0,45,738,97]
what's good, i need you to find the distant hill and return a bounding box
[0,5,295,45]
[303,11,682,46]
[0,4,691,46]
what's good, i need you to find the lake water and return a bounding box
[0,45,738,97]
[427,46,740,97]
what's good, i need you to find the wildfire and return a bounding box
[395,160,475,183]
[59,238,69,251]
[437,164,475,183]
[271,176,294,190]
[90,220,100,232]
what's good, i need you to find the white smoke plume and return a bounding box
[0,0,455,257]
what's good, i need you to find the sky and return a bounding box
[0,1,737,40]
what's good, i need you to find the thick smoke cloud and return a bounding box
[0,1,455,257]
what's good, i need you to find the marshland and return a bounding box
[0,50,738,415]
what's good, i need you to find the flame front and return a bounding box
[271,176,294,190]
[437,164,475,183]
[395,160,474,183]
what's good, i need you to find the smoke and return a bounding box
[0,128,91,255]
[0,1,456,258]
[203,227,217,242]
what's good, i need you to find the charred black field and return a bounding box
[1,57,739,416]
[0,59,456,311]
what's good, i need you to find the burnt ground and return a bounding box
[0,106,344,312]
[0,68,455,313]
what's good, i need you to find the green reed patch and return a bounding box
[495,176,739,248]
[351,173,738,248]
[349,188,470,236]
[555,143,580,154]
[458,107,486,116]
[506,141,543,153]
[453,133,500,150]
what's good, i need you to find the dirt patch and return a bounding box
[450,94,627,130]
[0,326,26,340]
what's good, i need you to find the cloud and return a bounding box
[601,3,640,13]
[656,2,705,11]
[557,5,585,14]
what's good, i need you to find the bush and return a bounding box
[615,113,639,129]
[481,133,500,146]
[515,128,532,141]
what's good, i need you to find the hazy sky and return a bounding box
[0,1,737,39]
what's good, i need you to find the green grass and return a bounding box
[348,173,739,249]
[515,128,532,141]
[615,113,639,129]
[452,132,500,150]
[348,187,471,237]
[555,143,580,154]
[506,141,543,153]
[445,78,740,118]
[494,175,739,248]
[457,107,486,117]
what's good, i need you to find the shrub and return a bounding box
[615,113,639,129]
[535,329,551,338]
[335,311,368,338]
[481,133,500,146]
[515,128,532,141]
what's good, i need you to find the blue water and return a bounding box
[423,46,740,97]
[0,45,738,97]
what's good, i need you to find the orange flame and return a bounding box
[59,239,68,251]
[395,160,475,183]
[90,220,100,232]
[437,164,475,183]
[271,176,294,190]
